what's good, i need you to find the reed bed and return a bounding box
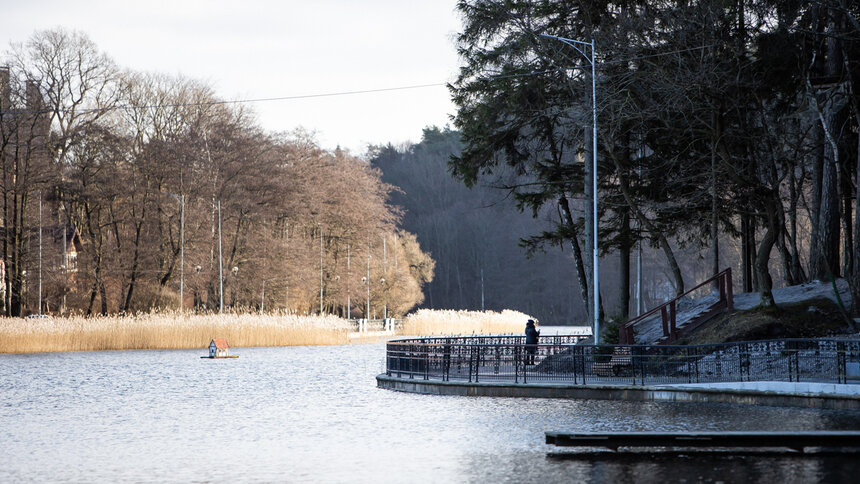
[0,312,352,354]
[399,309,534,336]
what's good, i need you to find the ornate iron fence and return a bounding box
[385,336,860,386]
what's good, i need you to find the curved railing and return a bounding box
[385,336,860,386]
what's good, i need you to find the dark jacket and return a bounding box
[525,323,540,344]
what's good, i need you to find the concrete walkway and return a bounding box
[656,381,860,397]
[377,374,860,410]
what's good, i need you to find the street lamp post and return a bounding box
[38,192,42,316]
[346,244,351,320]
[218,200,223,314]
[540,33,600,343]
[319,225,324,314]
[366,255,371,321]
[180,195,184,313]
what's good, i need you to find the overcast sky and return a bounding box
[1,0,462,155]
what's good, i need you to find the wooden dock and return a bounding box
[545,431,860,452]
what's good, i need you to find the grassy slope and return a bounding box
[674,297,855,346]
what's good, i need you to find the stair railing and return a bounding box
[619,268,733,344]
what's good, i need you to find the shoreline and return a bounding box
[376,374,860,410]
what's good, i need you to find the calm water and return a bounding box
[2,342,860,483]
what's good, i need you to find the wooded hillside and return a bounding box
[0,29,432,317]
[450,0,860,328]
[372,127,585,324]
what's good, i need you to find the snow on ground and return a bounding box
[733,278,851,310]
[630,278,855,345]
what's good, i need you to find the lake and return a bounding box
[2,341,860,482]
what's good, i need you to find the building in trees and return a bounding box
[0,66,51,316]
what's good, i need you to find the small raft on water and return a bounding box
[201,338,239,359]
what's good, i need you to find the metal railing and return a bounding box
[620,268,734,344]
[385,336,860,386]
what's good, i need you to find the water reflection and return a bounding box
[1,343,859,482]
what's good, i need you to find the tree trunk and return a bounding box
[584,128,595,323]
[741,213,753,292]
[774,194,797,286]
[711,132,720,288]
[841,165,853,277]
[612,157,685,296]
[810,90,844,280]
[756,196,778,308]
[620,210,631,320]
[558,195,589,318]
[99,279,108,315]
[853,131,860,315]
[809,13,846,281]
[809,122,824,280]
[788,166,806,283]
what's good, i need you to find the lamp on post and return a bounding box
[363,255,371,321]
[540,33,600,343]
[380,277,386,322]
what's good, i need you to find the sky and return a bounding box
[1,0,462,155]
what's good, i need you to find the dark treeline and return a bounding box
[371,127,585,324]
[450,0,860,333]
[0,29,433,317]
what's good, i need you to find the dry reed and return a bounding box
[399,309,534,336]
[0,312,352,354]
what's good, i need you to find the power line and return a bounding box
[0,82,448,116]
[0,44,715,116]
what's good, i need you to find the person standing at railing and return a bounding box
[525,319,540,365]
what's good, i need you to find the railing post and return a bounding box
[424,346,429,380]
[719,272,726,302]
[726,267,734,310]
[686,347,693,384]
[669,300,677,341]
[514,345,520,384]
[838,341,847,384]
[693,346,699,383]
[475,345,481,383]
[443,342,451,381]
[795,347,801,381]
[639,345,647,385]
[661,306,669,338]
[579,345,587,385]
[786,341,794,382]
[468,346,474,383]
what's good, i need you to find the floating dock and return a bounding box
[545,431,860,452]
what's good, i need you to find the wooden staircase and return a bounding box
[619,268,734,344]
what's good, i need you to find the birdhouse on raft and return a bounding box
[209,338,229,357]
[201,338,238,359]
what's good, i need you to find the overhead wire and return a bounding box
[0,82,449,116]
[0,43,717,116]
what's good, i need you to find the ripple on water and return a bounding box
[1,343,860,483]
